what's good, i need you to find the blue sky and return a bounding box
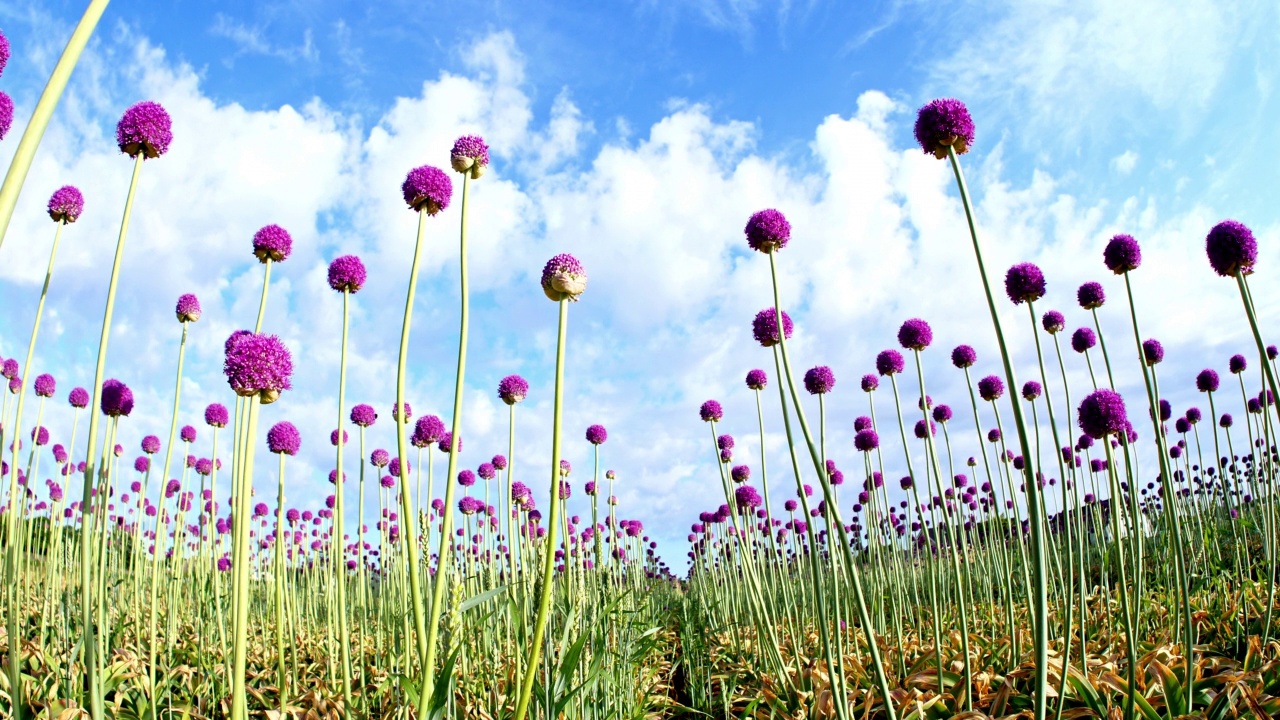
[0,0,1277,570]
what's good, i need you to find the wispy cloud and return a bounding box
[210,13,319,65]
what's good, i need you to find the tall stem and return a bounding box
[333,290,354,709]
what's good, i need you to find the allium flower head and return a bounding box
[116,101,173,158]
[370,449,390,467]
[586,424,608,445]
[134,456,150,473]
[414,415,445,445]
[267,421,301,456]
[932,404,952,423]
[1078,389,1129,440]
[33,373,55,398]
[730,465,750,483]
[100,379,134,417]
[898,318,933,351]
[175,293,201,323]
[1141,338,1164,366]
[1229,354,1248,374]
[180,425,197,443]
[0,92,10,142]
[328,255,367,293]
[541,253,588,302]
[252,224,292,263]
[1205,220,1257,277]
[699,400,723,423]
[0,29,8,78]
[977,375,1005,401]
[751,307,793,347]
[876,349,905,377]
[47,186,84,224]
[1005,263,1046,304]
[1,358,17,379]
[744,209,791,253]
[1077,281,1106,309]
[69,386,89,409]
[196,458,213,476]
[223,331,293,403]
[457,469,475,487]
[854,429,879,452]
[478,462,496,480]
[1022,381,1042,401]
[951,345,976,369]
[350,403,377,427]
[734,484,763,510]
[450,135,490,177]
[205,403,229,428]
[1220,413,1233,428]
[745,368,768,390]
[493,454,508,470]
[402,164,452,214]
[330,428,348,446]
[803,366,835,395]
[438,431,460,453]
[459,496,484,515]
[1186,407,1202,423]
[861,374,879,392]
[497,374,529,405]
[913,98,974,158]
[1041,310,1065,334]
[1103,234,1142,274]
[1071,327,1096,354]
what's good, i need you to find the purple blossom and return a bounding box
[0,30,8,78]
[730,465,750,483]
[223,331,293,402]
[699,400,723,423]
[458,469,475,487]
[751,308,793,347]
[1078,389,1129,440]
[977,375,1004,401]
[586,424,608,445]
[744,209,791,253]
[141,435,161,455]
[0,92,10,142]
[380,475,396,489]
[803,366,835,395]
[1041,310,1065,334]
[1077,281,1106,309]
[267,421,301,456]
[392,401,412,424]
[734,484,763,510]
[897,318,933,351]
[414,415,445,446]
[1220,413,1233,428]
[492,454,508,470]
[913,98,974,158]
[370,449,390,468]
[859,375,878,394]
[1,359,17,379]
[1229,354,1248,374]
[1005,263,1046,304]
[875,349,905,376]
[1022,381,1042,401]
[497,374,529,405]
[854,429,879,452]
[438,431,460,454]
[68,387,89,409]
[1206,220,1257,277]
[116,101,173,158]
[205,403,229,428]
[951,345,976,369]
[1142,338,1164,366]
[330,428,348,446]
[47,186,85,224]
[1071,327,1096,354]
[350,403,377,427]
[478,462,496,480]
[541,253,588,302]
[932,404,952,423]
[100,379,134,417]
[745,368,768,390]
[33,373,55,398]
[328,254,367,293]
[1186,407,1203,424]
[450,135,491,174]
[1103,234,1142,274]
[196,458,213,476]
[459,496,484,515]
[175,293,201,323]
[402,165,453,214]
[252,224,292,263]
[180,425,197,443]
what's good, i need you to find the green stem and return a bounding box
[334,290,354,710]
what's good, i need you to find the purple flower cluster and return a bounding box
[745,368,768,390]
[450,135,490,176]
[498,374,529,405]
[413,415,445,446]
[541,253,588,302]
[350,403,377,427]
[803,365,835,395]
[1078,389,1128,440]
[116,101,173,158]
[100,379,134,417]
[205,402,229,428]
[1005,262,1046,304]
[744,209,791,253]
[223,331,293,402]
[913,98,975,158]
[175,293,201,323]
[1077,281,1106,309]
[897,318,933,351]
[586,424,608,445]
[699,400,723,423]
[328,254,367,293]
[47,186,85,224]
[1205,220,1257,278]
[402,164,453,214]
[875,349,904,376]
[68,387,89,409]
[751,308,793,347]
[1103,234,1142,274]
[266,422,300,455]
[951,345,976,369]
[252,224,292,264]
[33,373,55,398]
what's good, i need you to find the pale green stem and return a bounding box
[230,396,262,720]
[333,289,354,709]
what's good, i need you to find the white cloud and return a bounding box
[1111,150,1138,174]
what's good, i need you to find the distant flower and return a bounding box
[854,429,879,452]
[0,92,10,142]
[116,101,173,158]
[1071,327,1096,354]
[745,369,768,390]
[267,422,301,456]
[1141,338,1164,366]
[1220,413,1233,428]
[68,387,89,409]
[47,186,85,224]
[438,431,460,454]
[414,415,445,446]
[731,465,750,483]
[913,98,974,158]
[497,375,529,404]
[1077,281,1106,309]
[1205,220,1257,277]
[180,425,197,443]
[1005,263,1046,304]
[861,374,879,392]
[1041,310,1065,334]
[1,359,17,379]
[734,484,763,510]
[951,345,976,369]
[897,318,933,351]
[1229,354,1248,374]
[699,400,723,422]
[1103,234,1142,274]
[380,475,395,488]
[459,495,484,515]
[252,224,292,264]
[402,164,452,214]
[977,375,1005,401]
[478,462,496,480]
[100,379,134,417]
[751,308,793,347]
[205,403,229,428]
[493,454,508,470]
[1078,389,1129,440]
[450,135,490,177]
[0,29,8,78]
[175,293,201,323]
[541,253,588,302]
[744,209,791,253]
[350,403,377,427]
[803,366,836,395]
[33,373,55,398]
[223,331,292,403]
[876,349,905,376]
[370,449,390,468]
[932,404,952,423]
[330,428,348,446]
[1022,381,1042,401]
[586,424,608,445]
[328,254,367,293]
[458,469,475,487]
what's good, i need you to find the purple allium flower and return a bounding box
[100,379,134,417]
[0,358,16,379]
[914,419,936,439]
[68,386,89,409]
[875,349,905,376]
[1071,327,1096,354]
[328,468,345,485]
[1041,310,1065,334]
[330,428,348,446]
[165,478,181,497]
[450,135,490,175]
[734,484,763,510]
[370,449,390,468]
[180,425,197,443]
[731,465,750,483]
[1205,220,1258,277]
[977,375,1004,401]
[1022,381,1042,401]
[751,307,795,347]
[511,481,532,506]
[897,318,933,351]
[497,374,530,405]
[253,502,269,518]
[402,164,452,214]
[717,434,735,452]
[1249,397,1263,414]
[541,253,588,302]
[350,403,377,427]
[252,224,292,264]
[932,404,952,423]
[1078,389,1129,440]
[1269,345,1278,360]
[140,436,161,456]
[33,373,55,398]
[477,462,496,481]
[1140,338,1164,366]
[854,429,879,452]
[30,426,48,445]
[47,186,85,224]
[457,469,475,487]
[116,101,173,158]
[1103,234,1142,274]
[414,415,445,446]
[857,375,877,394]
[286,508,300,523]
[783,499,798,512]
[558,479,571,499]
[914,98,974,158]
[328,254,367,293]
[1229,354,1247,374]
[196,458,213,476]
[0,91,10,142]
[205,402,229,428]
[379,474,396,489]
[699,400,723,422]
[559,459,572,477]
[744,209,791,253]
[1175,417,1190,434]
[586,424,608,445]
[459,495,485,515]
[438,431,460,454]
[174,293,201,323]
[493,454,508,470]
[1005,262,1046,304]
[267,421,301,456]
[900,476,913,490]
[803,365,836,395]
[1220,413,1233,428]
[0,29,8,77]
[1077,281,1106,310]
[223,331,292,402]
[951,345,977,369]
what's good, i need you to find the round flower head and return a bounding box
[180,425,197,443]
[932,404,952,423]
[69,386,89,409]
[541,253,588,302]
[803,366,836,395]
[1186,407,1203,423]
[1041,310,1065,334]
[914,419,936,439]
[438,431,460,453]
[1071,327,1096,354]
[854,416,872,431]
[951,345,977,369]
[0,29,8,77]
[0,91,10,142]
[414,414,445,446]
[1005,263,1046,304]
[1022,381,1042,401]
[477,462,496,481]
[252,225,292,264]
[33,373,55,398]
[402,164,453,214]
[876,349,905,376]
[861,374,879,392]
[1220,413,1233,428]
[1,358,17,379]
[195,458,213,476]
[286,508,300,523]
[330,428,348,446]
[977,375,1005,401]
[450,135,490,177]
[1078,389,1129,440]
[497,374,529,405]
[458,469,476,487]
[734,484,763,510]
[854,429,879,452]
[1229,354,1248,374]
[1077,281,1106,310]
[914,98,975,158]
[116,101,173,159]
[1141,338,1164,366]
[205,402,229,428]
[142,435,161,455]
[730,465,750,483]
[744,209,791,253]
[267,422,301,455]
[699,400,723,423]
[7,376,18,394]
[350,403,377,427]
[100,379,134,417]
[744,368,768,390]
[328,254,367,293]
[175,293,201,323]
[1103,234,1142,274]
[1205,220,1257,277]
[134,456,150,474]
[380,474,396,489]
[751,307,794,347]
[370,449,390,467]
[31,426,48,446]
[586,424,608,445]
[47,186,85,224]
[898,318,933,351]
[223,331,293,403]
[493,454,508,470]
